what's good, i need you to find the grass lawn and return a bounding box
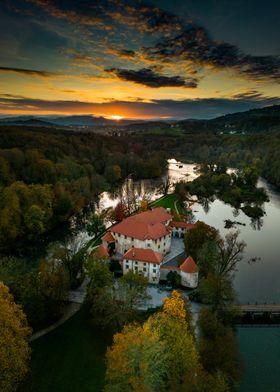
[21,306,112,392]
[150,193,184,215]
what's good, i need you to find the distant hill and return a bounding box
[0,118,58,127]
[0,115,148,127]
[177,105,280,134]
[47,115,113,126]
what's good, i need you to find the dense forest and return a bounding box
[0,126,167,253]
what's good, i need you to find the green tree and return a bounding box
[184,221,219,261]
[166,270,181,288]
[0,283,32,392]
[198,309,242,388]
[87,268,149,330]
[24,204,46,238]
[49,242,86,289]
[86,213,105,238]
[17,260,69,327]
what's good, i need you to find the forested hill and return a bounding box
[176,104,280,134]
[0,126,167,253]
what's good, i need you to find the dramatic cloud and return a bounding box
[18,1,280,84]
[0,66,57,77]
[106,67,198,88]
[144,25,280,82]
[118,3,184,33]
[1,93,279,119]
[27,0,110,28]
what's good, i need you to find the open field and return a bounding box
[21,307,111,392]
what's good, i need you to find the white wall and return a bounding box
[113,232,171,256]
[180,271,198,288]
[122,258,161,284]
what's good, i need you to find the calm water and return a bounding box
[193,178,280,304]
[237,327,280,392]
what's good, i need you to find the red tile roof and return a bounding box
[122,248,163,264]
[132,207,172,225]
[160,265,180,271]
[180,256,198,273]
[170,221,196,229]
[95,244,110,258]
[101,232,115,242]
[110,208,172,241]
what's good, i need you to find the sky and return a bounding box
[0,0,280,119]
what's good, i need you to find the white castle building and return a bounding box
[101,207,198,287]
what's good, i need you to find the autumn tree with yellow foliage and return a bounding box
[105,290,229,391]
[0,283,32,392]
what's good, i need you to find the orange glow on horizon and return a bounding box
[106,114,123,120]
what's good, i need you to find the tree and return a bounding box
[199,273,236,311]
[105,324,167,392]
[0,283,32,392]
[198,309,242,388]
[86,256,112,302]
[88,270,149,330]
[24,204,46,238]
[86,213,105,238]
[184,221,219,261]
[166,270,181,288]
[216,231,246,276]
[111,202,128,223]
[118,271,150,311]
[18,259,69,327]
[48,241,86,289]
[105,291,200,391]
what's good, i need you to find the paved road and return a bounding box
[163,237,185,264]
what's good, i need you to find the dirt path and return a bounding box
[30,302,81,342]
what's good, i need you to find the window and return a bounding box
[158,245,160,249]
[147,243,151,247]
[125,235,127,239]
[135,261,138,265]
[153,264,157,267]
[135,267,138,272]
[153,269,156,273]
[143,267,146,272]
[126,266,129,269]
[144,263,146,266]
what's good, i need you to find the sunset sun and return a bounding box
[108,115,123,121]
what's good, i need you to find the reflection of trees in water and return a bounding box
[232,208,240,218]
[201,198,211,214]
[250,217,264,231]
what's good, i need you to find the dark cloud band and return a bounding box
[106,67,198,88]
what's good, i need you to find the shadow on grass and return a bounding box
[21,306,112,392]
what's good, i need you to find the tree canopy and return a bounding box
[0,283,32,392]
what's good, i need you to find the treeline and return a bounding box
[0,126,167,252]
[132,129,280,188]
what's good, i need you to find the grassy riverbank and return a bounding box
[150,193,184,214]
